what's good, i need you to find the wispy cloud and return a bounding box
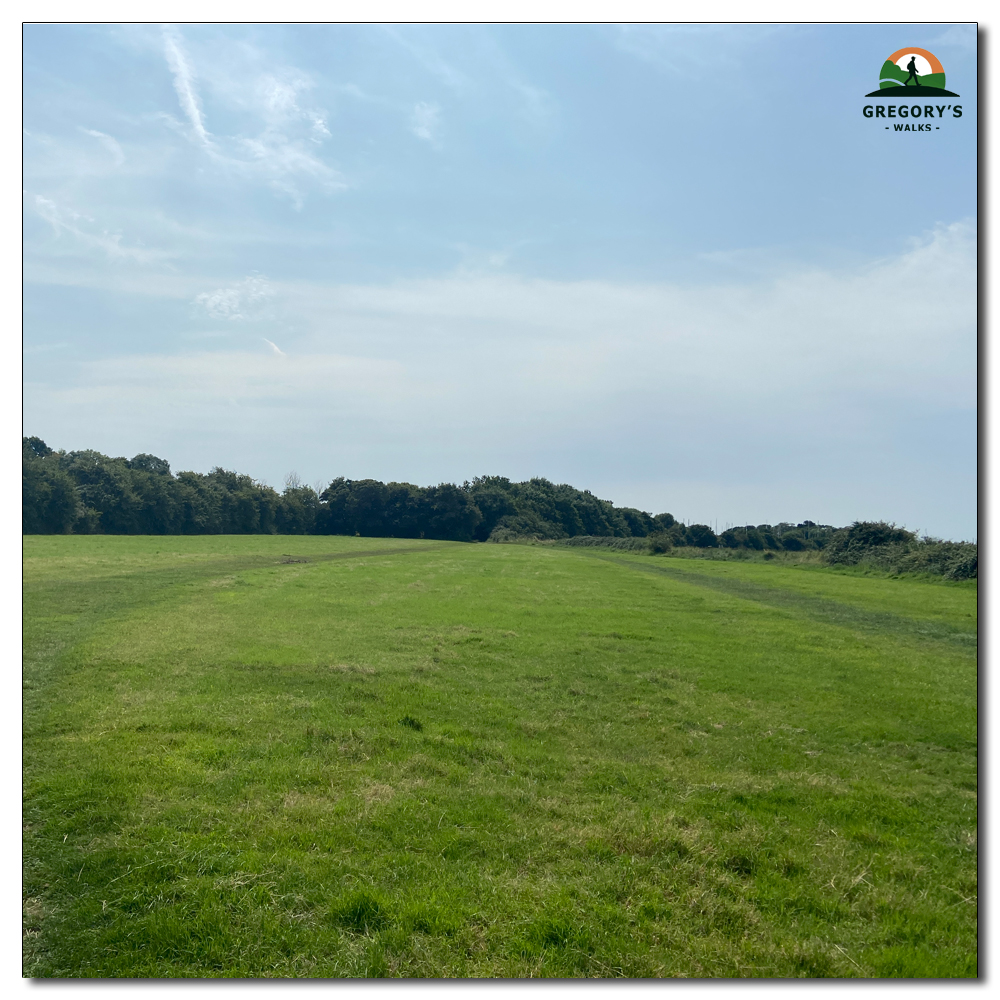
[195,275,274,321]
[462,31,557,127]
[615,23,784,78]
[382,26,467,90]
[250,70,332,143]
[930,25,977,51]
[158,25,344,206]
[32,194,167,263]
[162,24,211,146]
[262,338,286,356]
[509,79,555,127]
[79,128,125,166]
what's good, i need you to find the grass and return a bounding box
[23,535,977,978]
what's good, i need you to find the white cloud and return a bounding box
[409,102,441,142]
[257,73,305,121]
[308,113,331,143]
[31,194,169,264]
[249,70,332,144]
[195,275,274,321]
[162,24,211,146]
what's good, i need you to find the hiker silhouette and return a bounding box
[904,56,920,86]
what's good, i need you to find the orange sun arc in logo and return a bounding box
[886,47,944,75]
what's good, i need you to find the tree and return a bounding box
[276,485,321,534]
[23,436,53,460]
[754,525,780,550]
[422,483,482,542]
[22,459,79,533]
[57,450,143,534]
[719,528,742,549]
[466,477,519,541]
[383,483,424,538]
[129,453,171,476]
[130,468,181,533]
[619,507,655,537]
[318,478,352,535]
[777,530,807,551]
[170,472,218,534]
[687,524,718,548]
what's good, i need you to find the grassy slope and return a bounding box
[23,537,977,978]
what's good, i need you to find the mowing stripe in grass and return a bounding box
[23,542,450,711]
[590,554,978,650]
[273,545,450,565]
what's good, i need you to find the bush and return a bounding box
[648,532,673,554]
[891,539,978,580]
[487,527,545,544]
[822,521,977,580]
[826,521,916,565]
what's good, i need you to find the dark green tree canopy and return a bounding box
[23,438,663,543]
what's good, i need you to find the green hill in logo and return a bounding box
[877,59,947,91]
[865,48,959,98]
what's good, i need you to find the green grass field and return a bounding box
[22,535,978,978]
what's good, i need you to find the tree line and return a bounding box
[22,437,672,542]
[21,437,976,578]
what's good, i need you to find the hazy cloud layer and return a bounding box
[25,221,976,537]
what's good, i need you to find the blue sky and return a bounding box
[23,22,978,538]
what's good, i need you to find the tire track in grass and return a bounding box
[587,554,977,650]
[277,545,448,565]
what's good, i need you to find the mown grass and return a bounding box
[23,536,977,978]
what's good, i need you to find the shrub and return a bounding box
[648,532,673,554]
[822,521,976,580]
[826,521,916,565]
